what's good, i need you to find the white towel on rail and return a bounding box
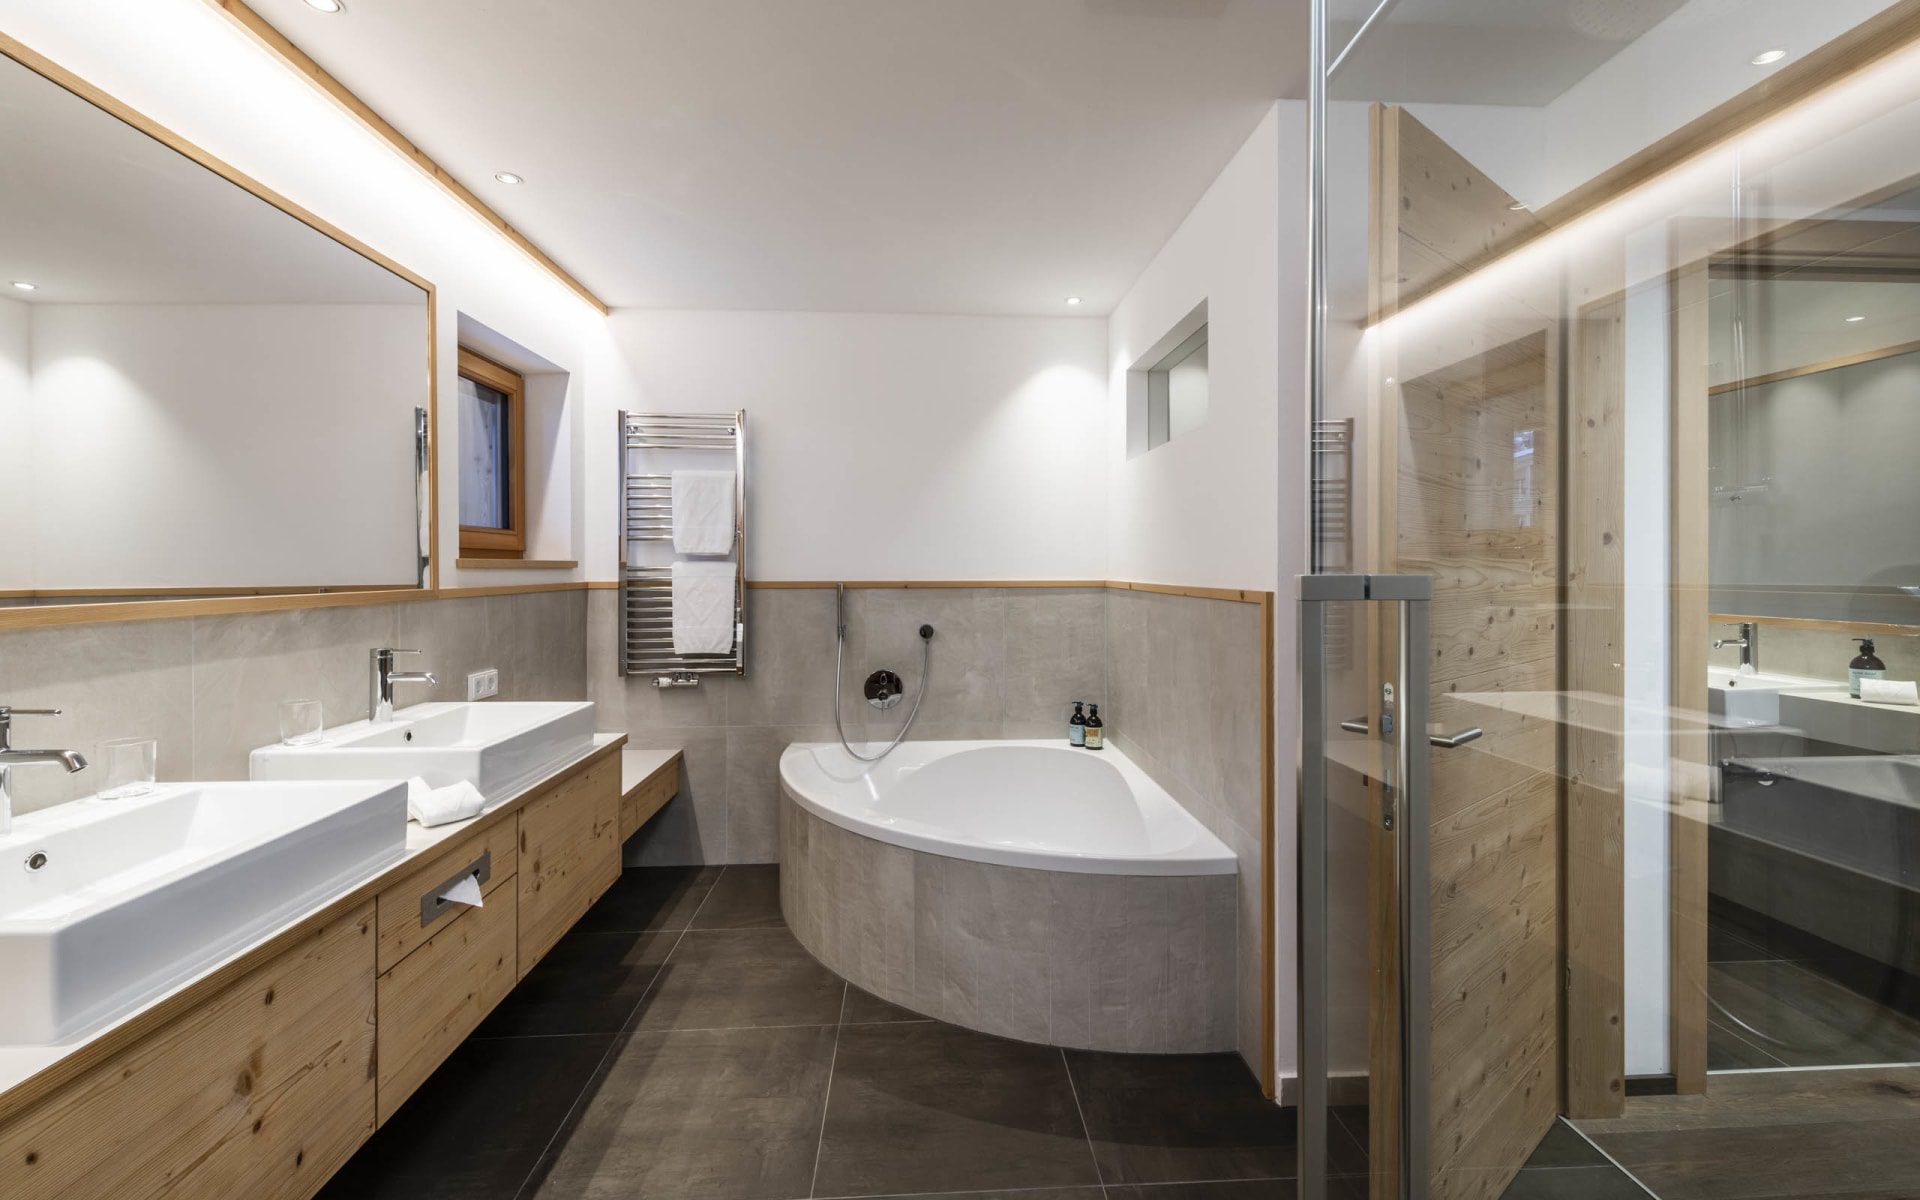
[672,560,737,655]
[672,470,736,554]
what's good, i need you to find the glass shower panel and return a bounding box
[1305,3,1920,1199]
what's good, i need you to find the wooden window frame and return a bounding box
[456,348,527,559]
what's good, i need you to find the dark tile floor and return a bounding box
[318,863,1299,1200]
[1325,1108,1647,1199]
[1705,908,1920,1070]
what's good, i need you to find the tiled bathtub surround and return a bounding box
[1106,586,1269,1074]
[591,585,1109,865]
[780,795,1237,1052]
[0,589,587,815]
[594,580,1270,1072]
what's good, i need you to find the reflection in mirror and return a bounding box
[1708,179,1920,626]
[0,49,430,608]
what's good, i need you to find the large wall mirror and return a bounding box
[0,43,431,613]
[1708,177,1920,628]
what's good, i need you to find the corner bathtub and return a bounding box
[778,740,1238,1053]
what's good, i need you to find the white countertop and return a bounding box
[1778,687,1920,755]
[621,744,681,797]
[0,733,624,1098]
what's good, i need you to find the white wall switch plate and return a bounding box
[467,668,500,701]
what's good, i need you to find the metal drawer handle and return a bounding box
[420,849,492,929]
[1337,716,1482,748]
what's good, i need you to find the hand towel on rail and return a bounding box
[671,469,737,554]
[672,560,738,655]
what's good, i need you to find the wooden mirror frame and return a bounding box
[0,31,443,632]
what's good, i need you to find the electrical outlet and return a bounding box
[467,668,499,701]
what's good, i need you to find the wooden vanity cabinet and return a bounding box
[517,755,621,974]
[0,903,378,1200]
[0,742,626,1199]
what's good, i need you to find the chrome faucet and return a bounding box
[368,648,437,724]
[1713,621,1759,675]
[0,706,89,837]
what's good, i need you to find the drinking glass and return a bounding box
[279,698,324,746]
[99,736,158,800]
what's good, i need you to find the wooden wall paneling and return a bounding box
[1397,330,1564,1200]
[1564,296,1628,1117]
[0,903,377,1200]
[1668,262,1713,1094]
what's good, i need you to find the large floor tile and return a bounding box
[814,1022,1101,1197]
[689,864,786,929]
[528,1024,837,1200]
[316,1033,612,1200]
[1711,959,1920,1066]
[1499,1166,1650,1200]
[852,1191,1108,1200]
[841,983,931,1025]
[629,926,846,1031]
[1107,1184,1298,1199]
[576,865,722,933]
[1522,1120,1610,1169]
[1707,1020,1789,1071]
[476,928,677,1038]
[1593,1116,1920,1200]
[1065,1050,1295,1186]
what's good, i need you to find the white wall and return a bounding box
[599,311,1106,581]
[1107,101,1298,594]
[26,303,420,587]
[0,295,31,591]
[1107,100,1307,1086]
[0,0,617,595]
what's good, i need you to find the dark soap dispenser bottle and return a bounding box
[1069,701,1087,748]
[1850,638,1887,699]
[1084,703,1105,750]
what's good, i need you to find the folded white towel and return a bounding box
[672,470,736,555]
[405,776,487,827]
[672,560,737,655]
[1860,678,1920,706]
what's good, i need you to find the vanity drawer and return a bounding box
[0,903,376,1200]
[621,755,680,840]
[375,880,517,1125]
[375,819,518,974]
[518,755,620,974]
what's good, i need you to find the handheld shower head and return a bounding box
[836,583,848,640]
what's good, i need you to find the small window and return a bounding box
[1126,299,1209,457]
[1149,324,1209,450]
[457,348,526,558]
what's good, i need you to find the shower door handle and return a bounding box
[1429,727,1482,748]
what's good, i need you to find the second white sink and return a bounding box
[0,780,405,1044]
[1707,666,1829,727]
[250,700,596,802]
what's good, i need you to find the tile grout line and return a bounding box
[807,981,850,1199]
[1560,1118,1663,1200]
[507,921,692,1200]
[1058,1047,1108,1196]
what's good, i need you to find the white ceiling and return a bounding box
[0,53,423,306]
[245,0,1306,314]
[1329,0,1691,105]
[1709,276,1920,385]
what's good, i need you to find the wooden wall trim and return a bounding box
[204,0,609,315]
[1705,336,1920,396]
[0,582,590,632]
[1708,611,1920,638]
[735,579,1273,605]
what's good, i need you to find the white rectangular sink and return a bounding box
[1707,666,1830,727]
[250,700,596,803]
[0,780,405,1045]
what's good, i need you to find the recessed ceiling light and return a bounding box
[303,0,344,12]
[9,281,35,291]
[493,171,524,185]
[1751,49,1787,65]
[1846,315,1868,322]
[1064,296,1082,306]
